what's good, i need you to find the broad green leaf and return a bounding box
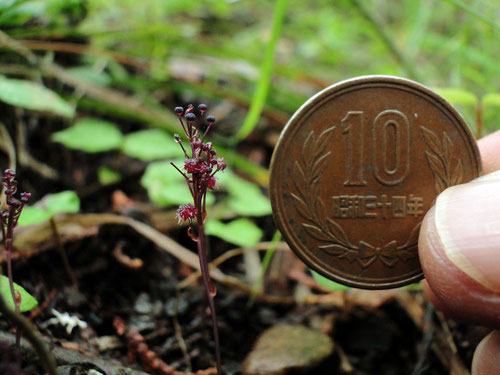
[98,166,121,185]
[45,190,80,215]
[52,118,123,152]
[205,218,263,247]
[18,191,80,227]
[218,170,271,216]
[18,206,51,227]
[122,129,183,161]
[0,275,38,313]
[0,76,74,117]
[141,160,214,206]
[227,195,272,216]
[311,270,350,291]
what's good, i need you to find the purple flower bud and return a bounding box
[198,103,207,113]
[216,157,226,171]
[207,176,217,189]
[175,106,184,115]
[4,189,13,197]
[4,169,15,179]
[8,198,21,209]
[203,142,212,151]
[184,158,205,174]
[20,192,31,203]
[207,116,215,124]
[192,138,202,151]
[186,112,196,122]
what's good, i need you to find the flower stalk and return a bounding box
[1,169,31,348]
[171,104,225,374]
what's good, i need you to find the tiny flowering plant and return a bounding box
[1,169,31,347]
[171,104,225,374]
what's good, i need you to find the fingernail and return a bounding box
[435,171,500,292]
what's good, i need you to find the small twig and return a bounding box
[336,343,354,373]
[15,115,58,180]
[112,241,143,269]
[49,218,78,289]
[0,294,58,375]
[397,291,470,375]
[113,317,217,375]
[411,301,435,375]
[173,289,192,372]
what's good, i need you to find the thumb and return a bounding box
[419,170,500,327]
[472,331,500,375]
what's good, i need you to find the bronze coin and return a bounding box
[270,76,482,289]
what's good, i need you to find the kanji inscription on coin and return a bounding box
[270,76,482,289]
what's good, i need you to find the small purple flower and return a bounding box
[207,176,217,189]
[176,203,197,224]
[183,158,204,174]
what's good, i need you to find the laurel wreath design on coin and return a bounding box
[291,127,418,269]
[420,126,464,194]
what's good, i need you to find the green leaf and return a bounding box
[227,195,272,216]
[67,66,111,86]
[205,218,263,247]
[0,76,74,117]
[98,166,121,185]
[141,160,214,207]
[52,118,123,152]
[18,206,51,227]
[311,270,351,291]
[122,129,184,161]
[18,191,80,227]
[45,190,80,215]
[0,275,38,313]
[218,170,272,216]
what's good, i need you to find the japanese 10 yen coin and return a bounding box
[269,76,482,289]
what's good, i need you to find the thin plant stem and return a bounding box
[196,211,222,374]
[4,205,21,348]
[50,217,78,289]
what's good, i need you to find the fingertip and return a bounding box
[472,331,500,375]
[419,176,500,327]
[478,130,500,174]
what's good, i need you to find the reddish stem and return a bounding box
[195,206,222,375]
[4,205,21,348]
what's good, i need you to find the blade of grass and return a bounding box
[233,0,288,141]
[248,230,282,307]
[442,0,500,32]
[352,0,419,80]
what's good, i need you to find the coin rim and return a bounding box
[270,75,482,289]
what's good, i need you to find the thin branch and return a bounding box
[0,294,58,375]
